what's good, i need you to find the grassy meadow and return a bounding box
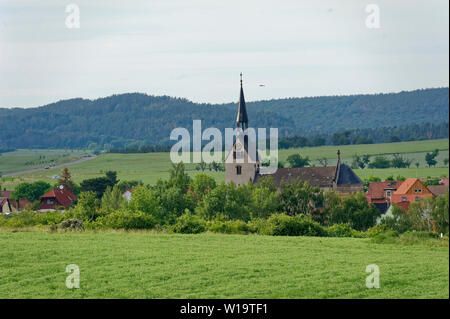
[0,230,448,299]
[1,139,448,189]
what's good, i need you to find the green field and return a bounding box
[0,149,93,175]
[0,231,447,298]
[1,139,448,189]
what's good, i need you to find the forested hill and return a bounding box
[0,87,448,149]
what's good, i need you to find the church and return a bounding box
[225,75,364,194]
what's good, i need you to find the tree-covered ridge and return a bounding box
[1,87,448,149]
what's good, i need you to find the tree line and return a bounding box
[0,88,448,149]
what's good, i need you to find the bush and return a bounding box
[172,212,206,234]
[0,211,38,228]
[327,223,363,238]
[267,213,327,237]
[247,218,273,236]
[366,224,391,237]
[94,210,156,230]
[402,231,439,239]
[206,219,254,234]
[59,219,84,231]
[371,230,400,244]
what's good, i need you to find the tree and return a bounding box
[391,153,412,168]
[329,193,380,231]
[167,162,190,193]
[444,158,449,166]
[189,174,216,201]
[57,167,75,193]
[279,179,323,217]
[196,182,253,221]
[73,191,100,221]
[368,156,391,169]
[415,162,420,168]
[425,149,439,167]
[332,131,351,145]
[380,204,413,233]
[13,181,52,201]
[128,185,163,222]
[351,154,370,169]
[286,154,310,168]
[80,171,119,198]
[318,157,328,167]
[250,177,280,219]
[101,184,125,212]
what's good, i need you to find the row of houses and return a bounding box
[1,177,448,216]
[0,186,76,215]
[366,177,449,214]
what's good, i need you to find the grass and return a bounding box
[0,230,448,298]
[0,149,92,175]
[1,139,448,189]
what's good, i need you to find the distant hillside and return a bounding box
[1,87,448,149]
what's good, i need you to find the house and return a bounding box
[39,186,76,211]
[439,177,449,186]
[122,189,133,202]
[427,184,449,197]
[9,198,33,212]
[390,178,435,211]
[225,74,363,194]
[366,180,403,214]
[1,190,12,198]
[0,197,12,215]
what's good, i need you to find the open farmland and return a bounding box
[0,231,448,299]
[1,139,448,189]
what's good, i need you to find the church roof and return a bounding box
[254,164,362,188]
[236,74,248,125]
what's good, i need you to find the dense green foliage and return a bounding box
[0,88,448,149]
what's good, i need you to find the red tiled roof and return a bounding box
[440,178,449,186]
[40,187,76,207]
[394,178,420,194]
[366,181,402,201]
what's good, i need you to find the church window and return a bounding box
[236,166,242,175]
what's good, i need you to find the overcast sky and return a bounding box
[0,0,448,108]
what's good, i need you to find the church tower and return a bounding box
[225,73,260,186]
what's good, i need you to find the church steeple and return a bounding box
[236,73,248,130]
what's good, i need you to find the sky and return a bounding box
[0,0,448,108]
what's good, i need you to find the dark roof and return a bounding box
[337,164,363,185]
[255,166,337,188]
[373,202,389,215]
[254,164,362,189]
[428,185,449,196]
[236,80,248,125]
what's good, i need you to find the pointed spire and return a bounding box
[236,72,248,129]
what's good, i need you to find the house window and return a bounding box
[47,199,54,205]
[401,197,406,202]
[418,188,422,193]
[386,190,391,197]
[236,165,242,175]
[415,196,419,201]
[414,189,417,193]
